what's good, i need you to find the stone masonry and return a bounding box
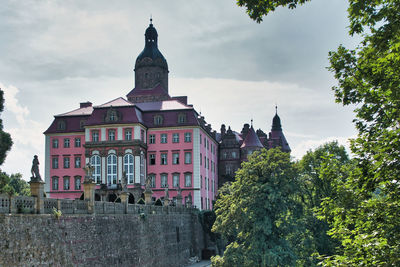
[0,212,204,267]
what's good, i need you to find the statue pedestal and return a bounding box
[164,198,170,207]
[120,191,129,214]
[176,194,183,207]
[144,189,153,205]
[83,178,96,214]
[29,180,45,214]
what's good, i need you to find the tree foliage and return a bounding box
[0,172,30,196]
[0,89,13,166]
[236,0,400,265]
[212,148,301,266]
[295,141,352,265]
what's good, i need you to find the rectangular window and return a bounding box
[161,153,167,165]
[200,175,202,189]
[204,137,206,147]
[75,157,81,168]
[63,177,70,190]
[149,134,155,144]
[185,173,192,187]
[161,133,167,143]
[108,129,115,141]
[75,138,81,147]
[204,156,206,168]
[63,157,70,169]
[184,152,192,164]
[232,151,237,158]
[207,139,209,150]
[200,134,202,144]
[125,129,132,140]
[52,157,59,169]
[74,176,81,190]
[161,174,168,188]
[173,174,180,187]
[150,174,156,188]
[172,133,179,143]
[149,154,156,165]
[173,152,180,165]
[141,129,145,142]
[52,139,59,148]
[52,177,58,190]
[184,132,191,142]
[207,159,210,169]
[200,153,202,165]
[64,138,70,148]
[92,131,99,142]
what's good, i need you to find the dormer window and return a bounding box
[105,108,119,123]
[57,120,66,130]
[178,113,187,124]
[154,115,163,125]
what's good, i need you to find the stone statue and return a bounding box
[145,175,152,191]
[83,163,94,182]
[121,171,128,191]
[30,155,41,181]
[177,185,182,196]
[164,184,169,199]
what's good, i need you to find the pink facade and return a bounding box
[44,21,220,209]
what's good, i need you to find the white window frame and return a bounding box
[184,132,191,142]
[161,133,167,143]
[124,154,134,184]
[107,154,117,184]
[185,173,192,187]
[173,152,179,165]
[173,173,180,188]
[161,153,167,165]
[161,174,168,188]
[172,133,179,143]
[184,152,192,164]
[91,155,101,184]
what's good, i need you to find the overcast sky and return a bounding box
[0,0,358,180]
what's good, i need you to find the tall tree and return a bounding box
[0,89,12,166]
[236,0,400,265]
[212,148,301,266]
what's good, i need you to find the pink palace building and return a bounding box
[44,20,218,210]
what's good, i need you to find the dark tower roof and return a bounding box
[241,126,263,149]
[135,19,168,70]
[272,106,282,131]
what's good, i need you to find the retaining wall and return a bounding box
[0,212,204,267]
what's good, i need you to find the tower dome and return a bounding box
[134,19,169,91]
[271,106,282,131]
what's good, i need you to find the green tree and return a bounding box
[0,172,30,196]
[236,0,400,265]
[212,148,301,266]
[294,141,352,265]
[0,89,13,165]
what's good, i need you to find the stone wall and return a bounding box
[0,212,204,267]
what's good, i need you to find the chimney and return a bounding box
[80,102,92,108]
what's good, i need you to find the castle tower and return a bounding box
[127,19,170,103]
[240,124,264,160]
[267,106,291,152]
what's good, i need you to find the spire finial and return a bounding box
[150,15,153,25]
[275,105,278,115]
[251,118,253,127]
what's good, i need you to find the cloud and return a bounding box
[1,83,46,180]
[1,83,29,124]
[290,135,356,160]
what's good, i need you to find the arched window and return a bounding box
[91,155,101,184]
[178,113,186,124]
[154,115,163,125]
[107,154,117,185]
[124,154,134,184]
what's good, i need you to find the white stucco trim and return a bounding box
[134,156,140,183]
[44,135,51,194]
[101,156,106,184]
[117,127,123,140]
[134,126,140,140]
[118,156,123,183]
[101,128,106,141]
[193,127,201,209]
[85,128,90,142]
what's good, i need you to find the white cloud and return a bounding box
[1,83,29,124]
[290,135,356,161]
[1,83,46,180]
